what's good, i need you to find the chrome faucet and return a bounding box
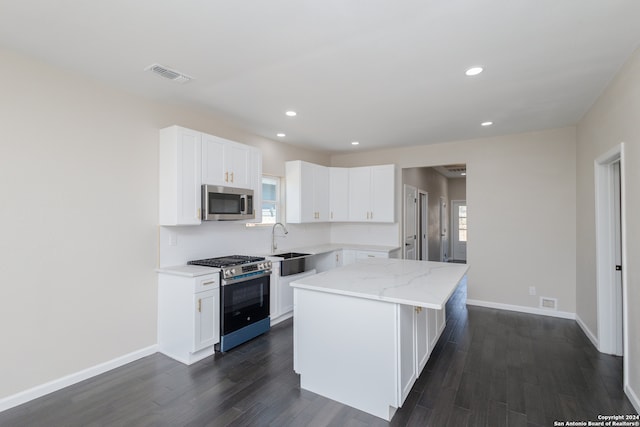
[271,222,289,253]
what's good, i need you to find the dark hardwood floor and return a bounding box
[1,280,636,426]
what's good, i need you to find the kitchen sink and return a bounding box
[273,252,311,259]
[273,252,312,276]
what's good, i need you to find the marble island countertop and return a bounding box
[290,258,469,309]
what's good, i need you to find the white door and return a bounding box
[439,197,448,261]
[403,185,417,259]
[419,191,428,261]
[613,162,623,356]
[451,200,468,262]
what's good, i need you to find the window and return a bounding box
[261,175,280,224]
[458,205,467,242]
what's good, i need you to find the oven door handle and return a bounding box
[222,271,271,286]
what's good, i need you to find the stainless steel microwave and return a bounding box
[201,185,254,221]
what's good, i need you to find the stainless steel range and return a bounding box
[188,255,272,352]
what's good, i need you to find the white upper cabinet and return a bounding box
[348,165,395,223]
[329,167,349,222]
[201,134,251,189]
[250,148,263,223]
[159,126,202,226]
[286,161,330,223]
[286,161,395,224]
[371,164,395,222]
[348,167,371,222]
[159,125,261,226]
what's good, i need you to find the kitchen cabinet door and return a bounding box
[329,167,349,221]
[415,306,429,372]
[201,133,226,186]
[398,304,417,403]
[348,165,395,223]
[226,142,251,188]
[193,289,219,352]
[348,167,372,221]
[250,148,263,223]
[202,135,251,189]
[370,164,395,222]
[159,126,202,225]
[286,161,329,223]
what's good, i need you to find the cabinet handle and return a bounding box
[415,306,422,314]
[231,172,234,183]
[202,280,215,286]
[225,171,229,182]
[331,212,333,219]
[198,299,202,313]
[197,208,201,219]
[370,211,373,219]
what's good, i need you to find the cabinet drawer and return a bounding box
[195,274,220,292]
[356,250,389,259]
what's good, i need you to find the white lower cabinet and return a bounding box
[274,269,317,323]
[158,272,220,365]
[399,305,445,403]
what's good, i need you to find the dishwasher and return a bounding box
[279,269,316,315]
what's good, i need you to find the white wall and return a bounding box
[331,127,577,314]
[0,46,328,401]
[576,46,640,410]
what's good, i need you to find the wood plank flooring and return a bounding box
[1,279,636,426]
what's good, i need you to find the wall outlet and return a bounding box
[528,286,536,296]
[169,231,178,246]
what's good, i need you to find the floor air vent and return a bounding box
[539,297,557,310]
[145,63,193,83]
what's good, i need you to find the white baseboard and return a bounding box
[466,299,576,320]
[0,345,158,413]
[625,384,640,414]
[575,313,599,349]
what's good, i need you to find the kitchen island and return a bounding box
[291,258,469,421]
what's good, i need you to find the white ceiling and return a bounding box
[1,1,639,153]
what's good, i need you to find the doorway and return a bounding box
[403,184,417,260]
[439,196,448,262]
[595,143,626,364]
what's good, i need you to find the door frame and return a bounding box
[594,143,628,368]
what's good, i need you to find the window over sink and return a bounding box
[247,175,282,226]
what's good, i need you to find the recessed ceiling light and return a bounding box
[277,133,286,137]
[465,66,483,76]
[481,121,493,126]
[285,111,297,117]
[351,141,360,146]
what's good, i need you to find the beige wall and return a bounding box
[332,127,577,314]
[403,167,449,261]
[576,46,640,405]
[448,178,467,202]
[0,46,327,400]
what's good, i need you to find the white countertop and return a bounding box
[156,265,220,277]
[290,258,469,309]
[269,243,401,258]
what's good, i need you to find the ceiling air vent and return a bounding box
[145,63,193,83]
